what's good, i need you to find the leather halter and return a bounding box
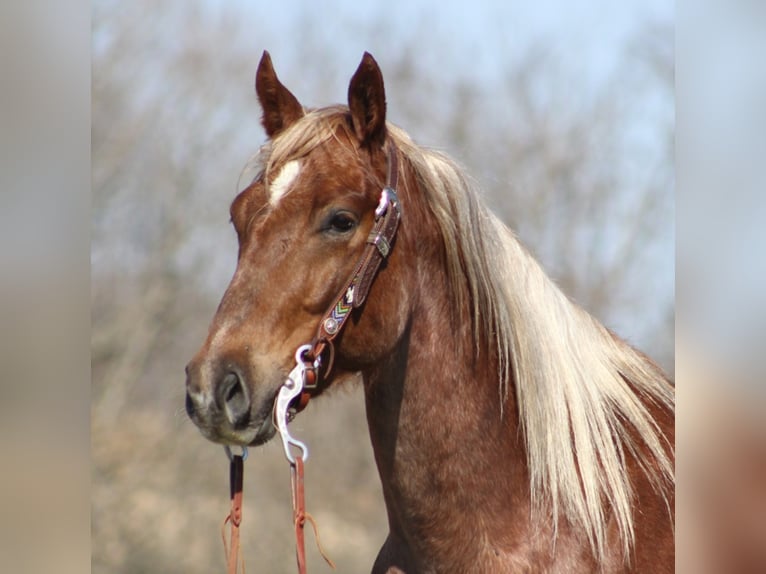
[293,140,401,412]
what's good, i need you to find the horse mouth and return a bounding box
[187,387,281,447]
[227,394,281,447]
[248,414,278,446]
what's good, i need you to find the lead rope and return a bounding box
[291,455,336,573]
[220,448,335,574]
[273,347,336,573]
[222,447,247,574]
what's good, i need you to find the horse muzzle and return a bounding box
[184,358,279,446]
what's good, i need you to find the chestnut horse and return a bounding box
[185,51,674,573]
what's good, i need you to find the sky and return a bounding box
[197,0,673,94]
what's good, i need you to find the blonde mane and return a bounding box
[253,107,675,562]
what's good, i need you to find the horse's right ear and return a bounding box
[348,52,387,148]
[255,51,304,138]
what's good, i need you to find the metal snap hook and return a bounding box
[223,444,249,462]
[294,343,314,365]
[284,435,309,464]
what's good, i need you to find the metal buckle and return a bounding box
[374,189,389,218]
[302,352,322,390]
[368,232,391,257]
[374,186,400,219]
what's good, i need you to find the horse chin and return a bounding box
[200,416,275,448]
[194,405,277,447]
[249,416,278,446]
[219,387,281,447]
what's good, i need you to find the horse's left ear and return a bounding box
[255,51,304,138]
[348,52,387,148]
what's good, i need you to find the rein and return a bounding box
[222,446,246,574]
[221,140,401,573]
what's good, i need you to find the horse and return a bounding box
[185,51,675,573]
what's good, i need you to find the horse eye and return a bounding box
[327,212,357,233]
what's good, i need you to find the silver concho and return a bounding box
[323,317,339,335]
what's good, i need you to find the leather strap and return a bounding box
[222,454,245,574]
[352,140,400,308]
[292,457,307,573]
[290,455,335,573]
[294,140,401,410]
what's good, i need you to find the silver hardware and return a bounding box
[370,233,390,257]
[223,445,249,462]
[375,189,389,218]
[274,344,312,463]
[385,186,400,213]
[323,317,339,335]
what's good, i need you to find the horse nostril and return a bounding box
[185,391,195,417]
[217,371,251,428]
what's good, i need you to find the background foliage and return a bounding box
[91,3,673,571]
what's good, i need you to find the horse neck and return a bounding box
[361,248,531,566]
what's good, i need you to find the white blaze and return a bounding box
[269,160,300,205]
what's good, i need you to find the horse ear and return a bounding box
[255,51,304,138]
[348,52,387,148]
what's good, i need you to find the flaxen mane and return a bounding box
[246,106,674,561]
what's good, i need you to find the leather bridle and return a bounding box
[222,139,401,574]
[292,139,401,413]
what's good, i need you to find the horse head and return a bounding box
[185,52,413,447]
